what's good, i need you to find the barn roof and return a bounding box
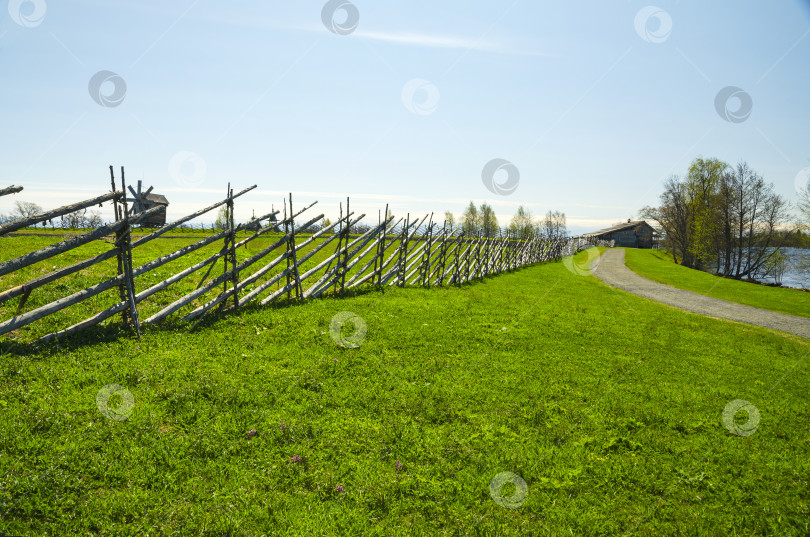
[145,193,169,206]
[585,220,651,237]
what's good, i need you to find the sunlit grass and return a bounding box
[1,250,807,535]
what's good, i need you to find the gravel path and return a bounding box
[592,249,810,340]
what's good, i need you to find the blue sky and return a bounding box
[1,0,809,234]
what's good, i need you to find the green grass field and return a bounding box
[624,248,810,319]
[1,248,808,535]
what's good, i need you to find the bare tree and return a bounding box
[641,175,693,266]
[13,200,42,219]
[718,162,787,279]
[60,209,87,229]
[540,210,567,242]
[643,160,788,279]
[799,172,810,227]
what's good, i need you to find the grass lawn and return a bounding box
[1,250,808,535]
[624,248,810,319]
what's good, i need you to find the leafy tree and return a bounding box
[461,201,480,236]
[508,206,535,239]
[214,207,229,230]
[444,210,455,229]
[685,157,727,269]
[479,203,499,237]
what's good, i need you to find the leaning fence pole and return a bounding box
[0,185,23,198]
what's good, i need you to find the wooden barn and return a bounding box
[138,194,169,227]
[585,220,655,248]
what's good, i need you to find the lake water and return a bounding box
[758,248,810,289]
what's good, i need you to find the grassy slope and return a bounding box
[624,248,810,319]
[0,252,808,536]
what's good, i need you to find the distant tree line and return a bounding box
[445,201,568,240]
[641,157,791,280]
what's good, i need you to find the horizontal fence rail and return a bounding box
[0,169,613,346]
[0,185,24,198]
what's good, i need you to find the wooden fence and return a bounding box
[0,170,609,346]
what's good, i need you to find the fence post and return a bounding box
[435,222,448,286]
[420,214,434,286]
[340,197,349,294]
[109,166,129,326]
[117,167,141,338]
[284,198,291,300]
[223,185,239,310]
[330,202,343,295]
[397,214,409,287]
[288,193,304,301]
[373,204,388,287]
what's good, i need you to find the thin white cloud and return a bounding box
[354,30,555,57]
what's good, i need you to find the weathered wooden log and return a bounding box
[0,185,23,198]
[130,200,317,305]
[0,272,125,337]
[0,205,162,279]
[34,298,128,345]
[346,217,401,287]
[371,219,420,282]
[333,216,395,287]
[236,213,352,306]
[305,221,386,300]
[277,214,371,301]
[381,215,429,286]
[0,245,119,306]
[180,213,325,320]
[0,191,122,236]
[299,217,386,300]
